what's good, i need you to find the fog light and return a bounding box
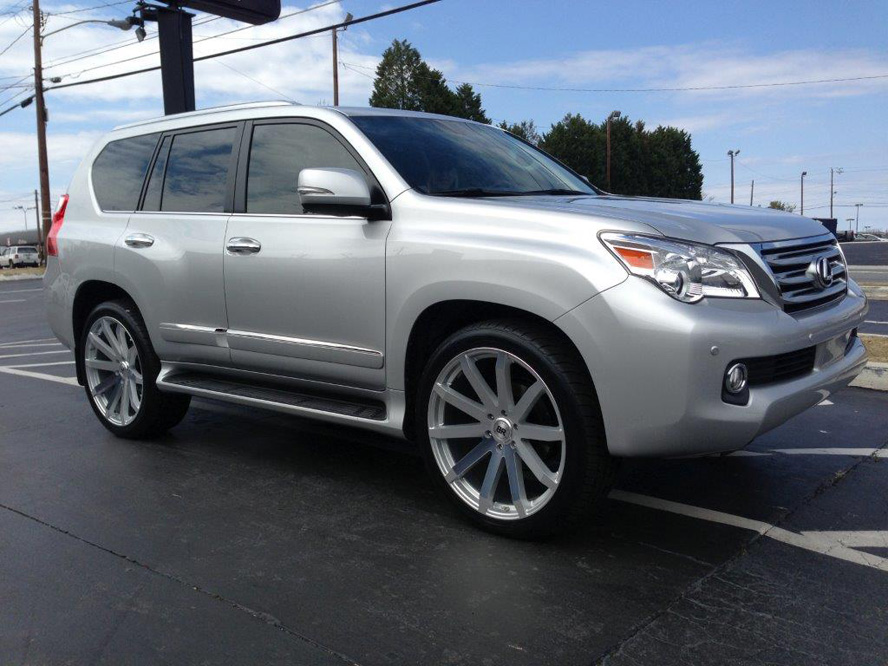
[724,363,748,394]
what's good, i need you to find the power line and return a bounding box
[49,0,136,16]
[0,0,441,117]
[50,0,343,78]
[341,61,888,93]
[0,23,29,56]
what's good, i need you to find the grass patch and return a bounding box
[0,266,44,278]
[861,334,888,364]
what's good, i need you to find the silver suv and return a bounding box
[45,102,868,537]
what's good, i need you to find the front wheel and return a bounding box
[416,320,614,539]
[80,299,191,439]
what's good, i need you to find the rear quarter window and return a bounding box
[92,133,160,211]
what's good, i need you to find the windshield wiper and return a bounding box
[432,188,523,198]
[514,188,592,196]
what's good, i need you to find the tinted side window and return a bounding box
[246,123,363,214]
[161,127,236,213]
[92,133,159,211]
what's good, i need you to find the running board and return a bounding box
[158,371,387,422]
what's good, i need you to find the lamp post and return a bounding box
[854,203,863,233]
[829,167,843,219]
[29,6,143,246]
[800,171,807,215]
[13,204,35,232]
[727,149,740,203]
[331,12,353,106]
[606,110,621,192]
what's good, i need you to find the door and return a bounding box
[223,120,390,389]
[117,123,241,365]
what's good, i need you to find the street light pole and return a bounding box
[606,110,621,192]
[855,203,863,233]
[727,149,739,204]
[331,12,353,106]
[829,167,843,219]
[750,179,754,206]
[800,171,807,215]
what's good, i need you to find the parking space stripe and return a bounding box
[610,490,888,572]
[0,299,26,304]
[0,366,79,386]
[0,288,41,293]
[0,342,62,349]
[0,337,56,347]
[0,350,71,360]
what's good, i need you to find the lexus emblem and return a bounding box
[809,255,834,290]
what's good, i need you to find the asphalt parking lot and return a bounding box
[1,278,887,665]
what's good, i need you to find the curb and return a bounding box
[0,274,43,282]
[851,362,888,392]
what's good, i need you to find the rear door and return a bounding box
[116,122,242,366]
[222,118,390,389]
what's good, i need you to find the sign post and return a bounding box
[141,0,281,115]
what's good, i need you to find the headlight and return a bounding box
[600,233,759,303]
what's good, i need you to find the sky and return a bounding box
[0,0,886,237]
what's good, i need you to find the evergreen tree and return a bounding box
[453,83,489,123]
[497,119,541,145]
[369,39,427,110]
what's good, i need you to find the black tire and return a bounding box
[79,299,191,439]
[416,319,615,539]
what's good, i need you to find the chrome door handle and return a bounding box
[226,237,262,255]
[124,233,154,248]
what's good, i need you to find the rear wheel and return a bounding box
[80,299,190,439]
[417,320,614,539]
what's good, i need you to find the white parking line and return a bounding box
[611,490,888,572]
[864,320,888,325]
[0,299,26,304]
[0,366,79,386]
[0,350,70,360]
[0,288,41,294]
[0,342,62,349]
[0,337,56,347]
[729,447,888,459]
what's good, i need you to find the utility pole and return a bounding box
[829,167,843,218]
[30,0,52,246]
[855,203,862,233]
[331,12,353,107]
[800,171,807,215]
[727,149,739,204]
[749,180,754,206]
[606,110,621,192]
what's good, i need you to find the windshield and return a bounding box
[350,116,596,197]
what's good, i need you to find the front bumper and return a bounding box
[556,277,869,457]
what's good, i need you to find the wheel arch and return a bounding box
[71,280,138,385]
[399,298,595,441]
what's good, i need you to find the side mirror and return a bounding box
[297,168,371,209]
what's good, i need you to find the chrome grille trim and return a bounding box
[757,234,847,314]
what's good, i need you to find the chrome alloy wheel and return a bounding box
[84,316,144,427]
[428,347,566,520]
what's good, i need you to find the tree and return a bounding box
[370,39,489,120]
[539,113,703,199]
[497,119,541,145]
[769,200,797,213]
[369,39,426,110]
[452,83,489,123]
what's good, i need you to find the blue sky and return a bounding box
[1,0,886,235]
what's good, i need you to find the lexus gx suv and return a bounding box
[44,102,868,538]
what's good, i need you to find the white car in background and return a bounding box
[1,245,40,267]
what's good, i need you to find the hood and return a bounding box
[484,194,829,245]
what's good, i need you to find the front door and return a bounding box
[223,120,389,390]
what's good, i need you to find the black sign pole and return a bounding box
[156,7,195,115]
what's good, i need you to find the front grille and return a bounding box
[758,235,847,313]
[738,346,817,387]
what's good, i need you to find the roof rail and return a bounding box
[113,100,297,131]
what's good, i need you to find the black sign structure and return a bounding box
[143,0,281,115]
